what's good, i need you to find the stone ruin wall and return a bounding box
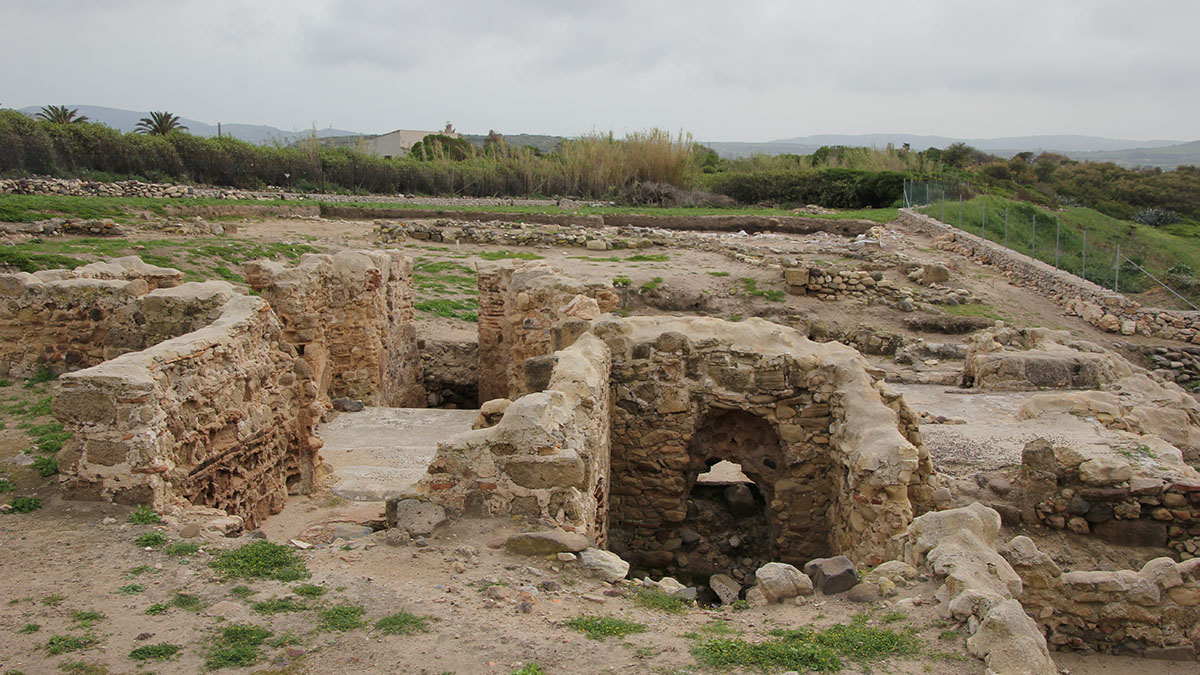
[596,317,936,571]
[53,288,321,529]
[0,257,188,378]
[414,333,613,542]
[245,250,424,408]
[899,208,1200,343]
[476,263,618,402]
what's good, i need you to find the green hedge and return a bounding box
[698,168,906,208]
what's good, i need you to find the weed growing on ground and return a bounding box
[633,588,692,614]
[319,604,366,632]
[612,275,631,287]
[170,593,203,611]
[414,298,479,322]
[640,276,664,291]
[164,541,201,556]
[251,597,308,614]
[25,421,70,453]
[230,585,255,599]
[133,532,168,548]
[565,615,648,641]
[476,250,543,261]
[374,611,431,635]
[511,665,545,675]
[625,253,669,262]
[9,496,42,513]
[128,504,161,524]
[0,476,14,492]
[708,271,730,277]
[45,634,99,655]
[117,584,145,595]
[32,456,57,477]
[943,302,1005,321]
[739,277,785,301]
[292,584,326,598]
[125,565,157,578]
[71,611,104,629]
[211,540,309,581]
[41,594,66,606]
[128,643,181,661]
[205,624,272,669]
[18,623,40,634]
[55,661,112,675]
[145,603,168,615]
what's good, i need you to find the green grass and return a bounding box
[640,276,664,292]
[26,421,70,454]
[45,634,99,655]
[170,592,203,611]
[511,665,546,675]
[251,597,308,614]
[125,565,156,578]
[319,604,366,632]
[739,277,786,302]
[9,496,42,513]
[41,594,65,606]
[374,611,431,635]
[32,456,57,477]
[211,540,309,582]
[943,302,1005,321]
[292,584,327,598]
[18,623,40,634]
[145,603,168,615]
[164,541,201,556]
[708,270,731,277]
[564,615,648,641]
[611,275,631,287]
[475,250,543,261]
[133,532,168,548]
[205,624,272,670]
[117,584,145,595]
[128,504,161,524]
[414,297,479,322]
[633,588,693,614]
[690,617,921,672]
[128,643,181,662]
[0,477,14,493]
[229,585,255,599]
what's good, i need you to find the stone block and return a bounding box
[803,555,858,595]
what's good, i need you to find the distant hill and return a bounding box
[1065,140,1200,170]
[16,105,358,145]
[461,133,564,154]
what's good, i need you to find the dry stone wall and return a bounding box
[476,262,618,402]
[413,333,613,542]
[245,250,424,408]
[53,288,322,529]
[0,257,190,378]
[899,208,1200,343]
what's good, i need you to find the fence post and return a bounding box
[1055,217,1060,268]
[1032,213,1037,260]
[1004,206,1009,248]
[981,201,987,239]
[958,196,962,227]
[1082,231,1087,279]
[941,189,945,222]
[1115,244,1121,292]
[925,183,930,207]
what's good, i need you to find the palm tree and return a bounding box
[135,111,188,136]
[36,105,88,124]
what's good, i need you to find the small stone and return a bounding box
[582,594,606,603]
[332,397,365,412]
[180,524,201,538]
[709,574,741,605]
[846,583,881,603]
[556,552,577,563]
[385,528,410,547]
[803,555,858,595]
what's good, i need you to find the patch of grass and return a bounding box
[634,588,692,614]
[640,276,664,292]
[9,496,42,513]
[41,594,66,606]
[117,584,145,595]
[475,250,543,261]
[880,610,907,624]
[205,624,272,670]
[0,378,12,387]
[292,584,326,598]
[164,541,201,556]
[938,629,960,642]
[625,253,669,262]
[251,597,308,614]
[728,599,750,612]
[128,504,162,524]
[0,477,13,493]
[943,302,1004,321]
[1118,444,1157,460]
[211,540,309,582]
[612,275,631,287]
[230,585,255,599]
[32,455,57,477]
[55,662,111,675]
[511,665,545,675]
[210,265,245,284]
[319,604,366,632]
[374,611,431,635]
[414,297,479,322]
[809,620,920,661]
[739,277,786,302]
[134,531,168,548]
[145,603,168,615]
[126,565,157,578]
[18,623,40,634]
[565,615,648,641]
[170,592,203,611]
[26,421,70,453]
[708,270,731,277]
[128,642,181,662]
[45,634,99,655]
[71,611,105,629]
[692,630,842,673]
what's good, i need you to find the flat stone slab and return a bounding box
[321,407,478,501]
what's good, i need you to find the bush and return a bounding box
[1133,207,1183,227]
[9,496,42,513]
[700,168,905,208]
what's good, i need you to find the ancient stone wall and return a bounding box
[421,339,479,408]
[0,257,192,378]
[899,208,1200,343]
[414,333,613,541]
[53,289,321,529]
[599,317,935,571]
[1002,536,1200,660]
[476,262,618,402]
[245,250,424,408]
[962,326,1136,391]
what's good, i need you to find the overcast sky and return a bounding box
[4,0,1197,141]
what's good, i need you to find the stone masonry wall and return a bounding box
[414,333,613,542]
[476,262,618,402]
[0,257,199,378]
[899,208,1200,343]
[600,317,936,571]
[245,250,424,408]
[53,290,321,529]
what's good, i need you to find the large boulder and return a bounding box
[966,599,1058,675]
[504,529,590,555]
[754,562,814,603]
[385,498,446,535]
[803,555,858,595]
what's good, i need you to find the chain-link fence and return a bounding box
[902,179,1198,308]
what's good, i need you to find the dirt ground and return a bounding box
[2,207,1198,673]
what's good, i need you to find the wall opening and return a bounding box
[419,338,480,409]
